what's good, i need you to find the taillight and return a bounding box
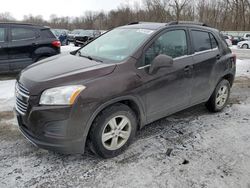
[52,40,61,48]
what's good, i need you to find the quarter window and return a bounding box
[11,28,36,41]
[210,33,218,49]
[144,30,188,66]
[0,28,5,42]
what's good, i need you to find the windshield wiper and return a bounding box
[77,51,103,63]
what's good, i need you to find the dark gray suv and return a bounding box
[15,21,236,158]
[0,23,60,74]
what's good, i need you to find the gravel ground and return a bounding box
[0,48,250,188]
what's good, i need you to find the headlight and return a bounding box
[40,85,86,105]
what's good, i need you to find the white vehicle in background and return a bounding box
[237,40,250,49]
[223,35,232,46]
[243,33,250,40]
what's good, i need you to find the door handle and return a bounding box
[216,54,221,60]
[184,65,193,72]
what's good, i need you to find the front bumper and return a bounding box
[15,105,86,154]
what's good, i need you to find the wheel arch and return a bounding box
[222,73,235,87]
[82,96,147,152]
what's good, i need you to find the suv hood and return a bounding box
[18,53,116,95]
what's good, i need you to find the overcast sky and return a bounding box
[0,0,142,20]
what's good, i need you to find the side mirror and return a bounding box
[149,54,173,74]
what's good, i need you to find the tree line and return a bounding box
[1,0,250,31]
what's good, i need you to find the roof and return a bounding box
[0,22,48,29]
[120,22,166,30]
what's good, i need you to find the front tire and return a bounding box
[242,44,249,49]
[206,79,230,112]
[88,103,137,158]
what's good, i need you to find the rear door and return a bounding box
[189,29,222,104]
[0,25,9,73]
[8,26,38,71]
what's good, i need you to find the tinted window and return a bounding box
[192,31,211,52]
[41,29,56,38]
[0,28,5,42]
[11,28,36,41]
[144,30,187,66]
[210,33,218,49]
[79,28,154,62]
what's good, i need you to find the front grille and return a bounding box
[15,82,30,115]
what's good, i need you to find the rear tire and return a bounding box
[206,79,230,112]
[88,103,137,158]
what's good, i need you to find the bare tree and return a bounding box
[170,0,191,21]
[1,0,250,31]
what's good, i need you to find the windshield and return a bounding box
[79,30,92,36]
[78,28,155,62]
[71,30,82,34]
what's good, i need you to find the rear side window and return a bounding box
[40,29,56,39]
[0,28,5,42]
[11,28,36,41]
[191,30,211,52]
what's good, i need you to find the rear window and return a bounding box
[0,28,5,42]
[40,29,56,39]
[11,28,36,41]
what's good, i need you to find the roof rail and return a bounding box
[167,21,208,27]
[127,22,163,25]
[127,22,140,25]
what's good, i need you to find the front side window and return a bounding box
[11,28,36,41]
[192,30,211,52]
[79,28,155,62]
[0,28,5,42]
[144,30,188,66]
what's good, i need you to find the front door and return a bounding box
[137,29,194,123]
[0,26,9,73]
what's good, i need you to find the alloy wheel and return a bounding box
[216,85,229,108]
[101,115,132,151]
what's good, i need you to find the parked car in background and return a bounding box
[15,21,236,158]
[243,33,250,40]
[232,36,245,45]
[74,30,101,46]
[0,23,60,74]
[67,29,84,43]
[223,35,232,46]
[52,29,69,46]
[237,40,250,49]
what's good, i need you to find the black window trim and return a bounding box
[137,27,191,69]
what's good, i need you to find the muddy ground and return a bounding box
[0,76,250,188]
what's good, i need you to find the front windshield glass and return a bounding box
[78,28,155,62]
[79,30,92,36]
